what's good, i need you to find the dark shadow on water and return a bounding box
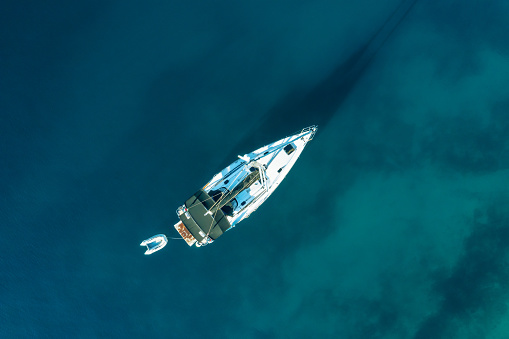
[225,0,421,162]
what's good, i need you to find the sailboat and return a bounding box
[140,125,317,252]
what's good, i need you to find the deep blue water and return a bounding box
[2,0,509,338]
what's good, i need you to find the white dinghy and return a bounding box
[140,234,168,255]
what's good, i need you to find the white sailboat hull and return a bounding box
[174,125,317,247]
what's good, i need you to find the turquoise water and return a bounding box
[2,0,509,338]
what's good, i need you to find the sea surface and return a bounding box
[2,0,509,338]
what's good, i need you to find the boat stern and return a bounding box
[174,221,198,247]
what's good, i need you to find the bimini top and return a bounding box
[178,189,231,244]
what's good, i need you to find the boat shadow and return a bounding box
[224,0,420,163]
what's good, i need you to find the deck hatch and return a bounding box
[284,144,295,155]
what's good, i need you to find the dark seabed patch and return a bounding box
[415,197,509,338]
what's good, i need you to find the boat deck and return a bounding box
[174,221,197,246]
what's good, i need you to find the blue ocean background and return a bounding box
[2,0,509,338]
